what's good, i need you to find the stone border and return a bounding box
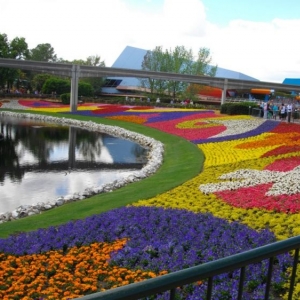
[0,111,164,223]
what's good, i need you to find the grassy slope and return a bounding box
[0,111,204,238]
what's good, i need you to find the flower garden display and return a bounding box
[1,100,300,299]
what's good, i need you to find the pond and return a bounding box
[0,115,148,214]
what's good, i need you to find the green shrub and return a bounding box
[220,102,258,115]
[42,78,70,95]
[78,81,94,97]
[60,93,70,104]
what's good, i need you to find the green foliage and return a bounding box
[220,102,257,115]
[0,32,106,94]
[0,33,10,57]
[60,93,70,104]
[29,43,57,62]
[193,47,217,76]
[42,78,70,95]
[78,81,94,96]
[0,34,29,60]
[31,74,56,92]
[0,33,29,88]
[165,46,194,98]
[9,37,29,60]
[82,77,104,93]
[72,55,105,67]
[71,55,106,92]
[140,45,217,99]
[140,46,166,95]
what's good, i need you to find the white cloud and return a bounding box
[205,18,300,82]
[0,0,300,82]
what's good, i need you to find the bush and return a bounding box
[60,93,70,104]
[42,78,70,95]
[221,102,257,115]
[78,82,94,97]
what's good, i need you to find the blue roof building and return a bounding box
[282,78,300,96]
[282,78,300,85]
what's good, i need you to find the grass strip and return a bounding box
[0,111,204,238]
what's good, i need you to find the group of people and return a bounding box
[260,101,295,122]
[125,96,151,103]
[0,88,26,94]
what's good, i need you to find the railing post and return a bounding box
[206,277,213,300]
[237,266,245,300]
[169,288,176,300]
[264,256,274,299]
[288,248,299,300]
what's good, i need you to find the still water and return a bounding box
[0,116,148,214]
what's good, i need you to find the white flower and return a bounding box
[209,119,266,138]
[199,167,300,196]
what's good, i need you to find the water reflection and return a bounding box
[0,116,148,213]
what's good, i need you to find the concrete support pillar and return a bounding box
[221,78,228,105]
[70,65,80,112]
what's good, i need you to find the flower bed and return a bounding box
[1,100,300,299]
[0,207,292,300]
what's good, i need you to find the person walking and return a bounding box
[280,103,286,121]
[287,102,293,123]
[272,104,279,120]
[263,102,268,119]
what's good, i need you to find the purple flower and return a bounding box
[0,207,291,298]
[194,120,279,144]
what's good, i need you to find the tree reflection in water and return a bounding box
[0,116,148,213]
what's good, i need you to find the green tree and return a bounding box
[140,45,194,98]
[31,73,56,92]
[25,43,58,88]
[192,47,217,76]
[0,33,9,58]
[71,59,86,65]
[86,55,104,67]
[165,46,194,98]
[185,48,218,100]
[0,34,12,88]
[42,78,70,95]
[0,33,29,90]
[9,37,29,60]
[140,46,167,95]
[29,43,57,62]
[72,55,105,67]
[41,77,93,98]
[140,45,218,100]
[10,37,30,91]
[72,55,106,93]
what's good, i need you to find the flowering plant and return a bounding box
[2,100,300,298]
[0,207,291,300]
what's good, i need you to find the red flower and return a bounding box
[215,183,300,213]
[147,114,226,141]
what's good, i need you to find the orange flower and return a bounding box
[0,237,168,299]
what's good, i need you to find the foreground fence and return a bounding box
[76,235,300,300]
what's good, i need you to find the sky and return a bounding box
[1,0,300,83]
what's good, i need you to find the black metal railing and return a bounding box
[75,235,300,300]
